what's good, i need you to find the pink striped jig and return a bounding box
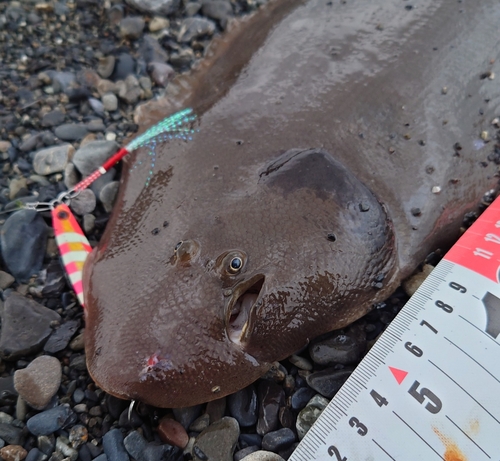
[25,108,197,307]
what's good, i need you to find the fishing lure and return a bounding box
[25,108,197,307]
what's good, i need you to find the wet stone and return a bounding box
[189,414,210,432]
[124,429,181,461]
[73,140,119,177]
[288,354,313,371]
[296,395,329,440]
[178,17,216,42]
[239,433,262,449]
[172,405,202,430]
[119,16,145,40]
[103,428,129,461]
[158,416,189,448]
[44,319,80,353]
[235,446,259,461]
[240,451,285,461]
[290,387,316,411]
[0,292,60,361]
[25,448,44,461]
[306,368,353,399]
[111,53,136,81]
[0,423,23,445]
[309,332,366,366]
[88,99,105,116]
[100,181,120,212]
[261,428,296,452]
[33,144,74,176]
[192,417,239,461]
[14,355,61,410]
[41,110,65,127]
[69,189,96,216]
[148,62,175,87]
[26,405,74,436]
[124,0,181,15]
[201,0,232,28]
[228,384,258,427]
[54,124,89,142]
[0,271,15,289]
[83,214,96,234]
[97,56,116,79]
[37,435,55,456]
[256,380,284,436]
[102,93,118,112]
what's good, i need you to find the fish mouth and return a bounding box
[226,274,265,345]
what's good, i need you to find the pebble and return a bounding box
[0,423,23,445]
[172,405,202,430]
[309,332,365,366]
[205,397,226,423]
[89,98,105,116]
[0,271,15,290]
[69,189,97,216]
[290,387,316,411]
[124,430,181,461]
[83,214,96,234]
[102,93,118,112]
[148,62,175,87]
[189,413,210,432]
[8,177,28,200]
[120,16,145,40]
[54,124,89,142]
[99,181,120,212]
[201,0,233,28]
[111,53,136,81]
[69,425,88,448]
[306,368,353,399]
[149,16,169,32]
[240,451,285,461]
[44,319,80,353]
[192,417,239,461]
[124,0,181,15]
[14,356,61,410]
[0,444,27,461]
[296,395,329,440]
[0,210,48,283]
[157,416,189,448]
[228,384,258,427]
[0,292,60,361]
[0,141,12,153]
[27,405,74,436]
[97,56,116,79]
[235,446,260,461]
[102,428,129,461]
[41,110,65,127]
[178,17,216,42]
[33,144,74,176]
[72,140,119,177]
[261,428,296,452]
[288,355,313,371]
[256,380,284,436]
[56,436,78,461]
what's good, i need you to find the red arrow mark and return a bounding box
[389,366,408,385]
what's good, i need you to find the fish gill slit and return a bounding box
[228,275,265,344]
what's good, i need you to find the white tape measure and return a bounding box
[290,197,500,461]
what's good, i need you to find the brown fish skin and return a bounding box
[83,0,500,408]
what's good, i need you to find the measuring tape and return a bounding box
[290,196,500,461]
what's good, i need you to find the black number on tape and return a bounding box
[408,380,442,414]
[328,445,347,460]
[449,281,466,293]
[348,417,368,436]
[370,389,388,407]
[405,341,423,357]
[435,300,453,313]
[420,320,438,334]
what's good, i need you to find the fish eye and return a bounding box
[174,241,183,253]
[228,256,243,274]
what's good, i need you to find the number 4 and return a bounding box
[370,389,388,407]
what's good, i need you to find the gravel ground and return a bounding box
[0,1,498,461]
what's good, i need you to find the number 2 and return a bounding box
[328,445,347,460]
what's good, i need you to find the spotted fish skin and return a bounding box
[52,204,91,307]
[83,0,500,407]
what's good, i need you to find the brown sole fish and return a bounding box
[83,0,500,407]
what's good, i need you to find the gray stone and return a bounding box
[33,144,74,175]
[73,140,119,177]
[148,16,169,32]
[14,355,61,410]
[309,331,366,366]
[228,384,257,427]
[124,0,181,15]
[88,98,105,116]
[44,319,80,353]
[261,428,295,452]
[102,93,118,112]
[0,271,15,289]
[103,428,130,461]
[41,110,65,127]
[124,430,181,461]
[201,0,232,27]
[69,188,96,215]
[1,210,48,282]
[117,75,141,104]
[0,292,61,360]
[63,163,79,189]
[100,181,120,212]
[148,61,174,87]
[240,451,285,461]
[8,177,28,200]
[192,417,239,461]
[296,395,329,440]
[83,214,96,234]
[306,368,353,399]
[178,17,216,42]
[256,380,284,436]
[54,123,89,141]
[139,35,169,64]
[0,423,23,445]
[97,56,116,79]
[27,405,74,436]
[111,53,136,81]
[120,16,145,40]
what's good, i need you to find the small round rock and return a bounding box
[0,445,28,461]
[158,416,189,448]
[240,451,285,461]
[14,355,62,410]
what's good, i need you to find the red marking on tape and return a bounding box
[389,366,408,384]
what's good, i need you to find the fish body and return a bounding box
[83,0,500,407]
